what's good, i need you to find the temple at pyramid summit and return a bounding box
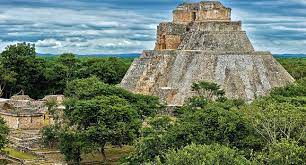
[120,1,295,106]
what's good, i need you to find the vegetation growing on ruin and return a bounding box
[4,147,37,160]
[0,118,9,152]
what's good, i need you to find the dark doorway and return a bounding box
[161,35,166,49]
[192,12,197,21]
[162,35,166,40]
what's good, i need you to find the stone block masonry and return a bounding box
[173,1,231,24]
[120,1,295,106]
[0,95,64,129]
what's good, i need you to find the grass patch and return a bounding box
[82,145,134,164]
[0,159,14,164]
[33,148,59,153]
[31,145,134,164]
[4,147,37,160]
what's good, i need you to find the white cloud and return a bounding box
[36,39,62,48]
[0,0,305,54]
[0,4,160,54]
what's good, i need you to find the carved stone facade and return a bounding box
[121,1,295,106]
[173,1,231,24]
[155,1,234,51]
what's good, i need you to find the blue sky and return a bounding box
[0,0,306,54]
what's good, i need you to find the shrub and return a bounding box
[162,144,251,165]
[254,139,306,164]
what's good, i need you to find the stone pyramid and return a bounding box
[120,1,294,106]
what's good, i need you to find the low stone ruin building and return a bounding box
[120,1,294,106]
[0,95,64,156]
[0,95,64,129]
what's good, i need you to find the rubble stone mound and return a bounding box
[120,1,294,106]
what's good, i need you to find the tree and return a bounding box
[77,57,130,84]
[45,98,62,126]
[64,95,141,161]
[185,96,208,109]
[59,129,86,164]
[162,144,251,165]
[41,126,59,148]
[277,58,306,80]
[0,62,17,97]
[243,101,306,145]
[174,102,262,152]
[124,116,175,163]
[0,42,46,99]
[41,98,63,148]
[0,118,9,151]
[57,53,80,83]
[44,53,80,95]
[59,77,159,162]
[191,81,225,101]
[124,101,261,164]
[0,42,133,98]
[254,139,306,164]
[64,77,160,119]
[269,78,306,107]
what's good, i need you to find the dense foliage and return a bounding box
[45,77,161,164]
[191,81,225,101]
[0,118,9,151]
[0,43,45,98]
[41,125,59,148]
[254,139,306,164]
[64,77,161,119]
[124,101,262,164]
[277,58,306,80]
[0,43,131,99]
[123,77,306,164]
[162,144,251,165]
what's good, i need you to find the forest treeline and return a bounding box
[0,43,305,164]
[0,43,132,99]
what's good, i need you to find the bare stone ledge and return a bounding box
[142,50,272,57]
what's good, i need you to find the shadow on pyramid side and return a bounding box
[120,1,294,106]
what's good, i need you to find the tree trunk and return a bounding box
[0,89,3,97]
[0,84,5,97]
[101,147,106,162]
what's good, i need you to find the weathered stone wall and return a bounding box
[155,23,186,50]
[173,10,194,24]
[191,21,241,31]
[173,1,231,24]
[18,115,45,129]
[121,50,294,106]
[155,21,244,51]
[0,113,47,129]
[8,100,45,110]
[155,35,182,50]
[178,31,254,52]
[196,9,230,21]
[1,114,19,129]
[165,35,182,50]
